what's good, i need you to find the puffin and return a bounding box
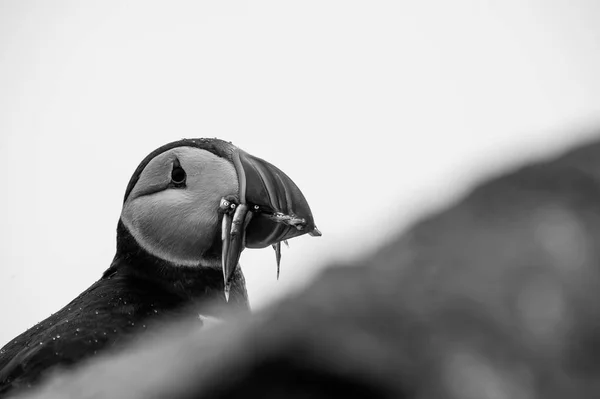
[0,138,320,396]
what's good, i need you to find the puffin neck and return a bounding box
[109,220,249,309]
[114,219,224,270]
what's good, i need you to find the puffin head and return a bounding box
[119,138,320,299]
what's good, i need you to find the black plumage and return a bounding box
[0,221,249,396]
[0,138,318,397]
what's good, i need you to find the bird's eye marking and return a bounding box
[170,160,187,187]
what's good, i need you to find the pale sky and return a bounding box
[2,0,600,347]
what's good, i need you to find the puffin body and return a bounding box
[0,138,319,396]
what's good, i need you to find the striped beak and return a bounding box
[220,147,321,300]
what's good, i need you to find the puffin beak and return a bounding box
[219,145,321,301]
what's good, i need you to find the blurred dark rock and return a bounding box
[14,137,600,399]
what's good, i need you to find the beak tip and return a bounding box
[309,227,322,237]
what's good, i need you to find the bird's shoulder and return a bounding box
[0,271,160,393]
[0,262,247,394]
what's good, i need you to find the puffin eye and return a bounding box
[171,165,187,186]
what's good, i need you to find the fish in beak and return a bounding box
[218,146,321,300]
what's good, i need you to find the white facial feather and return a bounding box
[121,147,238,267]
